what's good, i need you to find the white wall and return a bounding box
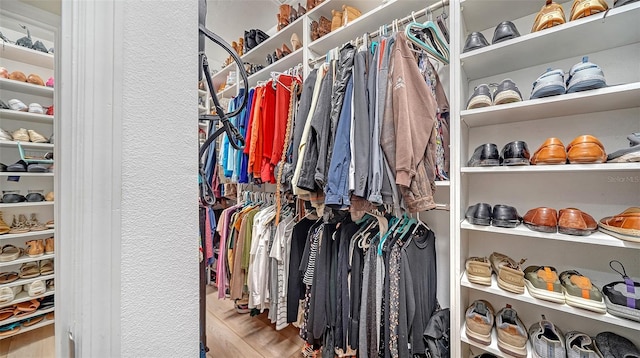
[58,0,200,356]
[120,1,200,356]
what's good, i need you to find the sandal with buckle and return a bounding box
[0,271,19,284]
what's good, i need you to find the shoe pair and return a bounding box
[466,79,523,110]
[466,252,527,294]
[531,135,606,165]
[11,25,51,54]
[531,57,606,99]
[524,207,598,235]
[524,266,606,313]
[463,21,520,53]
[466,203,522,228]
[532,0,609,33]
[266,44,292,65]
[244,29,269,53]
[465,301,528,357]
[310,16,332,41]
[7,72,45,86]
[468,141,530,167]
[9,128,48,143]
[607,132,640,163]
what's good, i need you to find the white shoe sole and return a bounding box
[525,279,565,304]
[563,288,607,313]
[498,336,528,358]
[598,225,640,243]
[494,90,522,105]
[465,324,491,345]
[608,151,640,163]
[467,95,492,109]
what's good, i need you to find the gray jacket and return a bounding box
[292,69,318,166]
[351,50,370,198]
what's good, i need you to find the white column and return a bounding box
[58,1,199,356]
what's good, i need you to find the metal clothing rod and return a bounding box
[307,0,449,67]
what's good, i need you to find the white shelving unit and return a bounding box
[452,0,640,356]
[0,13,56,338]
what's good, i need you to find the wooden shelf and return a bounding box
[461,220,640,250]
[461,162,640,173]
[308,0,430,56]
[247,48,304,88]
[0,289,54,309]
[461,271,640,331]
[0,230,54,241]
[240,15,305,66]
[0,317,54,340]
[0,253,54,268]
[0,78,54,98]
[460,3,640,80]
[0,172,53,177]
[0,201,54,209]
[0,42,54,70]
[0,140,53,149]
[461,82,640,127]
[461,323,533,358]
[0,274,54,290]
[0,109,54,124]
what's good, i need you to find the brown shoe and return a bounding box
[490,252,526,294]
[465,257,492,285]
[530,138,567,165]
[566,135,607,164]
[25,239,44,258]
[306,0,315,11]
[278,5,291,30]
[342,5,362,26]
[0,211,9,235]
[599,207,640,242]
[331,10,343,32]
[523,207,558,233]
[282,43,292,56]
[532,0,566,32]
[558,208,597,236]
[310,21,320,41]
[570,0,608,20]
[238,38,244,56]
[297,3,306,16]
[318,16,332,37]
[45,237,54,254]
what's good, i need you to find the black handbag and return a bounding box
[423,302,450,358]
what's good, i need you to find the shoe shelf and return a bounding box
[0,109,54,124]
[307,0,429,56]
[0,173,54,178]
[240,15,305,66]
[0,307,54,327]
[460,0,572,32]
[0,42,54,70]
[461,220,640,250]
[0,230,54,241]
[0,317,54,340]
[460,81,640,127]
[198,89,208,98]
[216,83,237,99]
[210,62,237,90]
[247,47,304,88]
[461,163,640,174]
[0,315,55,340]
[0,140,53,149]
[0,78,54,98]
[461,323,533,358]
[0,289,54,309]
[198,105,208,115]
[0,202,54,209]
[460,2,640,81]
[461,271,640,331]
[0,274,54,290]
[0,253,55,268]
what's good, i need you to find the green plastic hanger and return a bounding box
[405,20,449,64]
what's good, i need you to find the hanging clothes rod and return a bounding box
[307,0,449,67]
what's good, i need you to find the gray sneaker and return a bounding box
[595,332,640,358]
[566,56,606,94]
[607,132,640,163]
[531,68,566,99]
[565,331,601,358]
[529,316,566,358]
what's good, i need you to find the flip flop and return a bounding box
[25,193,45,202]
[27,164,48,173]
[0,245,22,262]
[0,322,21,336]
[6,160,27,172]
[0,272,19,284]
[0,307,14,321]
[19,262,40,279]
[39,295,54,310]
[14,299,40,314]
[20,314,44,327]
[1,193,27,203]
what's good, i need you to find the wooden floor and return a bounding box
[0,287,303,357]
[0,325,54,358]
[205,285,303,358]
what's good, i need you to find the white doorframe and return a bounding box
[57,0,123,356]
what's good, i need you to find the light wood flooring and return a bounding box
[205,286,303,358]
[0,287,303,357]
[0,324,54,358]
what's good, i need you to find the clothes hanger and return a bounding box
[405,11,449,64]
[436,0,450,44]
